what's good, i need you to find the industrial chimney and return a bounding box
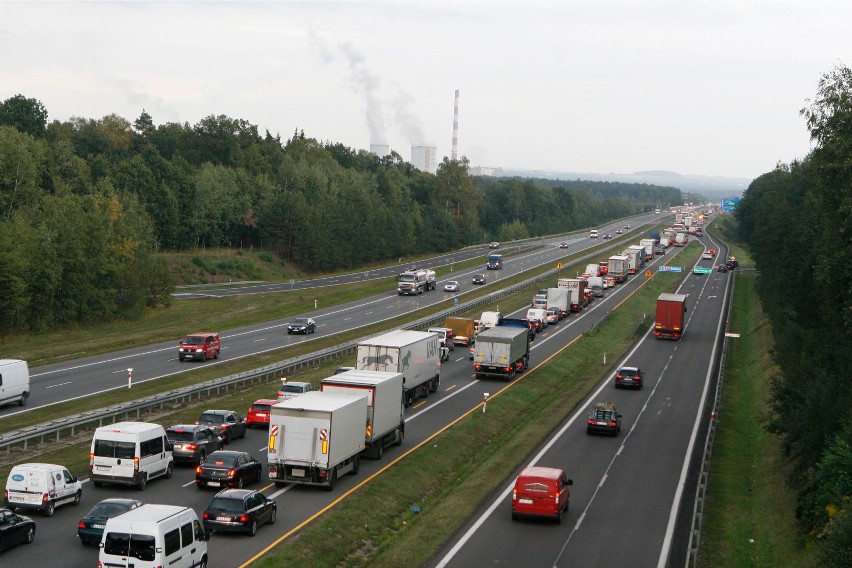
[451,89,459,161]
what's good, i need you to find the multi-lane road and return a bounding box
[2,213,731,567]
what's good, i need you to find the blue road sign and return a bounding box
[658,266,682,272]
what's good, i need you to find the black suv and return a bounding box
[202,488,277,536]
[614,366,644,389]
[586,402,622,436]
[166,424,223,465]
[725,257,739,270]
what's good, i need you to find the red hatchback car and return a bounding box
[511,466,573,523]
[246,399,277,428]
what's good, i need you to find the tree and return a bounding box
[0,94,48,137]
[134,109,155,137]
[0,126,46,220]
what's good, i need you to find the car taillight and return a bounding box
[196,466,202,474]
[134,456,140,471]
[474,364,481,371]
[609,421,617,427]
[78,520,87,529]
[616,374,622,379]
[220,424,229,430]
[186,444,198,450]
[42,493,49,504]
[228,469,237,477]
[512,488,517,501]
[587,419,595,425]
[239,514,250,523]
[203,511,209,520]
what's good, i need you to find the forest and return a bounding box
[0,94,680,333]
[735,65,852,565]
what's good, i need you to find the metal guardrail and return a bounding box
[0,238,625,456]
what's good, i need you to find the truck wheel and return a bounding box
[19,394,27,406]
[404,390,415,407]
[429,378,439,393]
[325,468,337,492]
[393,428,404,446]
[351,455,361,475]
[374,443,384,460]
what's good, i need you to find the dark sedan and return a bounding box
[471,274,487,285]
[202,489,276,536]
[287,317,316,334]
[196,451,263,490]
[197,409,247,444]
[0,508,35,552]
[614,366,644,389]
[77,498,142,545]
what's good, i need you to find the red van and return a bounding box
[511,466,573,523]
[178,332,221,362]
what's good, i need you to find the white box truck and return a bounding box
[0,359,30,407]
[546,288,569,318]
[355,330,441,407]
[622,247,643,274]
[320,370,405,459]
[267,391,368,490]
[472,326,530,381]
[608,255,629,283]
[640,239,656,261]
[557,278,588,312]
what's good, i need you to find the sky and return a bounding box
[1,1,849,181]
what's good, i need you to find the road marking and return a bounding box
[45,382,71,389]
[445,385,458,392]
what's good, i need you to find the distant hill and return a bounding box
[499,168,749,202]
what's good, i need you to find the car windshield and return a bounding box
[199,413,224,424]
[590,410,614,421]
[281,385,305,393]
[207,497,245,512]
[251,403,272,411]
[167,430,196,442]
[447,281,457,285]
[89,502,133,517]
[291,318,308,324]
[183,336,204,345]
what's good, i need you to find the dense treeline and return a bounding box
[0,94,681,333]
[736,65,852,565]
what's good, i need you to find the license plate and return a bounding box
[257,413,266,417]
[216,516,230,522]
[519,498,533,504]
[597,421,607,425]
[93,524,105,529]
[96,465,110,471]
[207,481,220,487]
[292,468,305,477]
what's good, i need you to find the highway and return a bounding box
[431,231,729,568]
[1,214,661,420]
[0,213,731,568]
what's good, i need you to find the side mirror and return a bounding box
[167,442,175,451]
[70,476,77,483]
[567,479,574,486]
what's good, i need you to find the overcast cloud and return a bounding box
[2,1,849,180]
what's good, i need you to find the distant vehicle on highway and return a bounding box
[614,366,644,389]
[511,466,573,524]
[559,242,569,249]
[444,280,460,292]
[472,274,487,285]
[202,488,276,536]
[195,450,262,490]
[586,402,621,436]
[287,317,316,335]
[179,332,220,362]
[197,410,247,444]
[488,242,500,249]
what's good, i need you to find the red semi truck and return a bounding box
[653,293,687,339]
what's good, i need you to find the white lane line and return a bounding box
[45,382,71,389]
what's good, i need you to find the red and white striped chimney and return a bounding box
[451,89,459,161]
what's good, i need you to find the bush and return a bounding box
[258,252,273,263]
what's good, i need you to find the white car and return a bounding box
[702,252,713,260]
[444,280,460,292]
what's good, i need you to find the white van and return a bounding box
[90,422,174,490]
[99,504,208,568]
[478,310,502,332]
[5,462,82,516]
[0,359,30,407]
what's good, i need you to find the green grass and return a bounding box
[695,229,817,567]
